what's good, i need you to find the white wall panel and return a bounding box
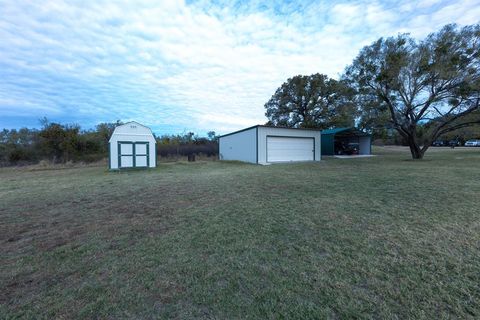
[359,136,371,155]
[121,155,134,167]
[135,155,148,167]
[219,127,257,163]
[120,143,133,154]
[136,144,147,154]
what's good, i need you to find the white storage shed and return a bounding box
[109,121,156,170]
[218,125,321,164]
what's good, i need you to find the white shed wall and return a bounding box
[257,127,321,164]
[109,122,156,169]
[219,127,257,163]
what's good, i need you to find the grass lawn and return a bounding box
[1,147,480,319]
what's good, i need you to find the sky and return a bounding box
[1,0,479,136]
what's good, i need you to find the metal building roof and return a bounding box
[321,127,370,136]
[218,125,321,139]
[321,127,351,135]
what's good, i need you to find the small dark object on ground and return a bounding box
[188,154,196,162]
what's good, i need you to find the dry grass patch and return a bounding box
[1,149,480,318]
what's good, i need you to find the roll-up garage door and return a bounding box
[266,136,314,162]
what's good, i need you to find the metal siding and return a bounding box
[217,125,259,138]
[219,127,257,163]
[256,126,258,163]
[257,127,320,164]
[321,127,351,135]
[321,134,335,156]
[359,136,371,155]
[266,136,314,162]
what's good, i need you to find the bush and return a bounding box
[157,142,218,158]
[372,139,385,146]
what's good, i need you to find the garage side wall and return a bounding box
[321,134,334,156]
[359,136,371,155]
[257,127,321,164]
[219,128,257,163]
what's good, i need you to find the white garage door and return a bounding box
[267,136,315,162]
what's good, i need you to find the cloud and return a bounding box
[0,0,478,134]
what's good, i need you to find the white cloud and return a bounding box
[0,0,478,134]
[417,0,443,8]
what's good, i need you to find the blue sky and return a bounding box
[1,0,479,136]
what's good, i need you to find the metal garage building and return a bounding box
[218,125,321,164]
[321,127,371,156]
[109,121,156,170]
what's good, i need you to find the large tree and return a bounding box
[265,73,356,129]
[344,24,480,159]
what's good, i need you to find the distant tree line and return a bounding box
[0,119,118,166]
[370,111,480,146]
[156,131,218,159]
[0,119,218,166]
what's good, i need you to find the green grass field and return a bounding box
[1,147,480,319]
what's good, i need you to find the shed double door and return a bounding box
[266,136,315,162]
[118,142,149,168]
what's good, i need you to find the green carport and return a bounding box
[321,127,372,156]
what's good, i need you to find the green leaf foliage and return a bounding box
[265,73,357,129]
[343,24,480,158]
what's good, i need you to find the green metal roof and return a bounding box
[321,127,352,135]
[321,127,370,136]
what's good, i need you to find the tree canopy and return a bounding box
[264,73,356,129]
[344,24,480,159]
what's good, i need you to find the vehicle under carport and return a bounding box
[321,128,371,156]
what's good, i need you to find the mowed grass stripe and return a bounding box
[1,147,479,318]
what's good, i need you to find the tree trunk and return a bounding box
[407,136,425,159]
[396,126,426,160]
